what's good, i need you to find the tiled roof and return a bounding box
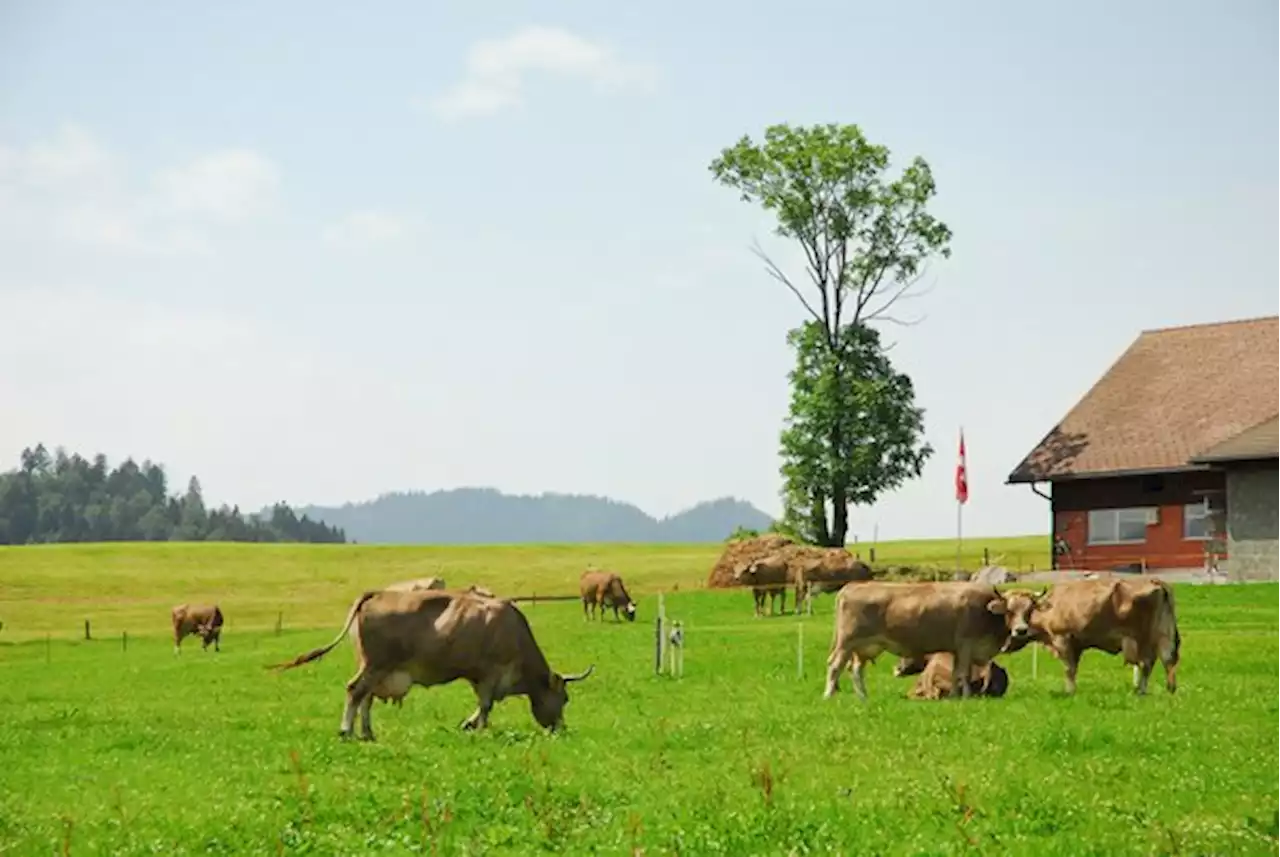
[1189,416,1279,463]
[1008,316,1279,483]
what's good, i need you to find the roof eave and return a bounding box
[1005,464,1214,486]
[1187,452,1280,466]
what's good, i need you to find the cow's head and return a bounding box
[893,655,929,678]
[731,561,754,584]
[531,664,595,731]
[987,588,1048,651]
[623,600,637,622]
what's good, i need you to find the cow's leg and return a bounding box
[1159,641,1178,695]
[341,668,376,739]
[461,681,495,731]
[849,656,870,701]
[1132,663,1154,695]
[582,599,589,621]
[357,694,377,742]
[824,643,855,699]
[1060,644,1081,695]
[752,589,764,618]
[952,647,975,699]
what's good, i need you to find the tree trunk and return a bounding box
[829,485,848,547]
[810,491,831,545]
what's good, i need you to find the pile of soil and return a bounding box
[706,534,866,588]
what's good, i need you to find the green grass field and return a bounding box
[0,541,1276,855]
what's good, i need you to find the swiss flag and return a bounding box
[955,430,969,505]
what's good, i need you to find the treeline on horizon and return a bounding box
[0,443,345,545]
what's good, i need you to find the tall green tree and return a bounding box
[777,323,932,544]
[709,123,951,545]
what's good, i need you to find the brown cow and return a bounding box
[1012,577,1181,695]
[580,570,637,622]
[733,554,791,617]
[383,577,445,593]
[268,588,595,740]
[823,581,1041,700]
[172,603,224,654]
[794,555,873,609]
[894,652,1010,700]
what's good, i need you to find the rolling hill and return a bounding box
[296,488,775,544]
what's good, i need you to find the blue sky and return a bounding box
[1,0,1276,539]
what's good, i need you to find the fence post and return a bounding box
[275,611,283,636]
[797,622,804,679]
[84,619,91,641]
[869,547,876,563]
[122,631,128,652]
[983,547,990,566]
[45,633,51,664]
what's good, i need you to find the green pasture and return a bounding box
[0,537,1048,643]
[0,542,1275,855]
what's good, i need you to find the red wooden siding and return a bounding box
[1051,471,1226,570]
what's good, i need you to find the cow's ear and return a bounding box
[986,598,1008,615]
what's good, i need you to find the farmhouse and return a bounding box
[1007,315,1278,577]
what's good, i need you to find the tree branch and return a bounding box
[750,240,826,328]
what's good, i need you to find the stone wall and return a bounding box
[1225,462,1279,581]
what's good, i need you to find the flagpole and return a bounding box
[955,427,966,580]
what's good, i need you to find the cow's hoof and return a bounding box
[338,730,353,741]
[359,734,377,743]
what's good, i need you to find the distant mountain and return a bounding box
[295,488,775,545]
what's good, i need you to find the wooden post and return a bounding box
[869,547,876,564]
[983,547,990,566]
[275,611,283,636]
[84,619,91,641]
[45,633,51,663]
[797,622,804,679]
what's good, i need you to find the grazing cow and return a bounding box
[894,652,1009,700]
[824,581,1042,700]
[794,555,873,608]
[733,554,791,617]
[384,577,445,593]
[268,588,595,740]
[579,570,637,622]
[172,603,224,654]
[1013,577,1181,695]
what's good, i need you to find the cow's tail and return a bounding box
[266,591,377,672]
[1155,580,1181,666]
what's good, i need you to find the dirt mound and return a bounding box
[706,534,866,588]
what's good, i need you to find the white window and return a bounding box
[1184,502,1210,540]
[1087,508,1151,545]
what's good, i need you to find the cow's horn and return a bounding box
[563,664,595,683]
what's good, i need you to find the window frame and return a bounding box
[1183,501,1210,541]
[1087,507,1151,546]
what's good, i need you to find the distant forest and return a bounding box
[0,444,345,545]
[299,488,776,544]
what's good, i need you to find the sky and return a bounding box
[1,0,1276,540]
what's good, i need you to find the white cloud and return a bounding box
[322,209,427,251]
[425,26,658,121]
[151,149,280,221]
[0,126,279,257]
